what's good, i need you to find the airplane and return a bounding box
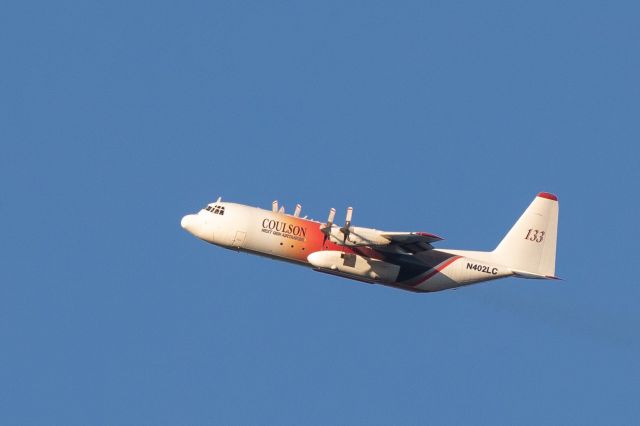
[180,192,559,292]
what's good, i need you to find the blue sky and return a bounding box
[2,1,639,424]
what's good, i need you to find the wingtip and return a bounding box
[415,232,444,241]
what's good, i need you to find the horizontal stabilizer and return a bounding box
[510,269,562,280]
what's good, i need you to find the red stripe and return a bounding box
[407,256,462,287]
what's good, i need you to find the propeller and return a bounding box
[340,207,353,244]
[320,207,354,245]
[320,208,336,244]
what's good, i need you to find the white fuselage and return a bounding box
[181,201,516,292]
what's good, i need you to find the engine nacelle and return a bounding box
[307,251,400,283]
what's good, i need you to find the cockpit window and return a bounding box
[206,205,225,215]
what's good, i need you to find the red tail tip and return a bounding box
[537,192,558,201]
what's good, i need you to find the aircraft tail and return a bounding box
[492,192,559,279]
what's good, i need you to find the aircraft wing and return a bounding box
[319,207,443,254]
[379,231,443,244]
[373,232,444,254]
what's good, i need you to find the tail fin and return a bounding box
[492,192,559,278]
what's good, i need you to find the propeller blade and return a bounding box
[340,207,353,244]
[321,207,336,244]
[345,207,353,229]
[327,208,336,227]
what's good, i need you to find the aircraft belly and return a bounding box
[411,256,512,291]
[413,259,465,291]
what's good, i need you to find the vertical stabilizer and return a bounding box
[492,192,559,277]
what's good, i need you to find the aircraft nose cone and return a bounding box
[181,214,194,231]
[181,214,211,241]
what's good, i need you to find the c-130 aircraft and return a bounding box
[181,193,559,292]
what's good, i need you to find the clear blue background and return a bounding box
[2,1,638,424]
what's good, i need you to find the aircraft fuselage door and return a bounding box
[232,231,246,249]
